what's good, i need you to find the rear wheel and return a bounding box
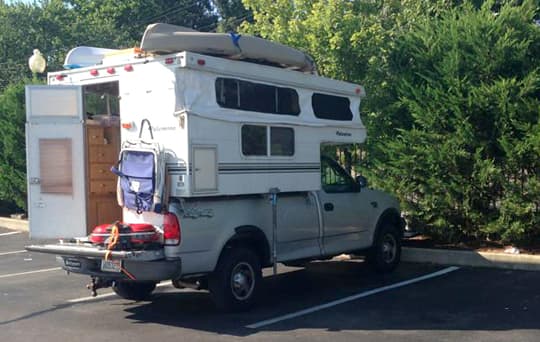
[367,223,401,273]
[112,281,156,300]
[209,247,262,312]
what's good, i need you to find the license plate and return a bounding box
[101,259,122,273]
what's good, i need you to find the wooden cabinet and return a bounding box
[86,123,122,233]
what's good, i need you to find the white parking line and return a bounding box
[0,267,62,279]
[0,250,27,256]
[0,231,21,237]
[67,281,173,303]
[246,266,460,329]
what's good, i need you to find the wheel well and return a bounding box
[374,209,404,240]
[220,226,271,268]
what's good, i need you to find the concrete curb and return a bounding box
[402,247,540,272]
[0,217,29,232]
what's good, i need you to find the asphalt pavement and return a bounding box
[1,226,539,341]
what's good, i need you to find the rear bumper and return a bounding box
[57,255,182,281]
[26,243,181,281]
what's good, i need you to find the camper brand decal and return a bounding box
[152,126,177,132]
[182,208,214,219]
[336,131,352,137]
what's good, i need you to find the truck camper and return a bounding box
[26,24,404,311]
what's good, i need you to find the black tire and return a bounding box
[112,281,156,301]
[366,223,402,273]
[208,247,262,312]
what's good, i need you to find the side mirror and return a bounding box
[356,175,368,189]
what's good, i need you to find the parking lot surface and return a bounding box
[1,226,539,341]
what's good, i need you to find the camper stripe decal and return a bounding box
[219,162,320,174]
[166,163,320,175]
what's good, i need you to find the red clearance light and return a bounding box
[55,75,65,81]
[163,212,181,246]
[90,69,99,76]
[197,59,206,66]
[107,67,115,74]
[121,122,133,129]
[355,88,362,95]
[165,57,175,65]
[124,64,134,72]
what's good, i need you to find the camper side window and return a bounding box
[216,77,299,116]
[242,125,267,156]
[270,127,294,156]
[242,125,295,157]
[312,93,353,121]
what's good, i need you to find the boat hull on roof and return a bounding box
[140,23,316,73]
[64,46,118,69]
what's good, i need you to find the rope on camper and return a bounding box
[105,222,137,280]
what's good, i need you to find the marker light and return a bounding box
[122,122,133,129]
[197,59,206,66]
[124,64,134,72]
[165,57,175,65]
[90,69,99,76]
[107,67,115,74]
[55,75,65,81]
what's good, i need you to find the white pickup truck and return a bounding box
[28,154,404,311]
[25,24,404,311]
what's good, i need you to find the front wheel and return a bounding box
[366,223,402,273]
[209,247,262,312]
[112,281,156,301]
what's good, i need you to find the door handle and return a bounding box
[324,202,334,211]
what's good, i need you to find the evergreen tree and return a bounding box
[0,82,27,210]
[376,1,540,242]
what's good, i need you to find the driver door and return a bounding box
[318,157,375,255]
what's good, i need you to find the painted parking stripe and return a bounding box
[67,281,174,303]
[246,266,460,329]
[0,267,62,279]
[0,231,21,237]
[0,250,27,256]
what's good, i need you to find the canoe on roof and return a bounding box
[140,23,316,73]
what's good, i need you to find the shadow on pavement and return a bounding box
[121,261,540,336]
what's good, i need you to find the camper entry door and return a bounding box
[26,85,87,239]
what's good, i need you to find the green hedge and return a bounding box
[371,2,540,243]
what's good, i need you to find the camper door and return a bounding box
[26,85,87,239]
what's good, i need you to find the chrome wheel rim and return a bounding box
[230,262,255,301]
[381,233,397,264]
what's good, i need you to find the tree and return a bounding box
[213,0,252,32]
[242,0,540,243]
[375,1,540,243]
[0,81,27,211]
[66,0,218,45]
[0,0,220,92]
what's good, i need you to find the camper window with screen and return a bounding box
[312,93,353,121]
[270,127,294,156]
[242,125,295,157]
[216,78,300,115]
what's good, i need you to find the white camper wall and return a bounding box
[179,66,367,196]
[119,61,191,200]
[188,115,322,195]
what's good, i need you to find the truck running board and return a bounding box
[25,243,164,261]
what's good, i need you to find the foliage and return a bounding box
[243,0,540,244]
[213,0,253,32]
[376,1,540,243]
[0,81,28,211]
[66,0,218,44]
[0,0,220,91]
